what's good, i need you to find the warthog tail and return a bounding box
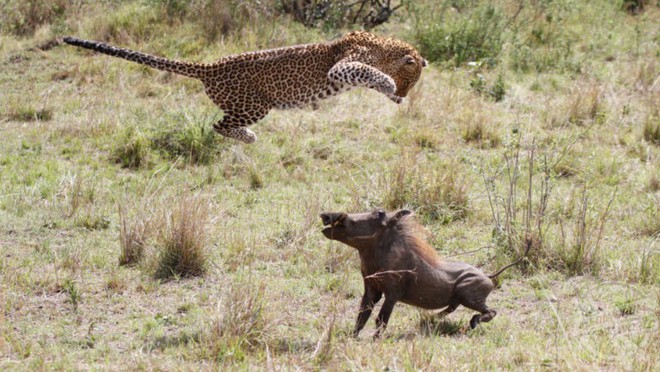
[488,237,532,279]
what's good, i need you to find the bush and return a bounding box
[0,0,69,36]
[89,2,163,43]
[279,0,405,30]
[506,1,579,73]
[111,126,151,169]
[151,120,220,165]
[469,72,506,102]
[415,3,504,67]
[148,0,275,40]
[621,0,649,15]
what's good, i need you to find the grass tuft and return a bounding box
[615,296,637,316]
[634,245,659,285]
[642,114,660,145]
[382,154,469,224]
[111,126,151,169]
[61,278,81,311]
[553,186,615,276]
[152,120,220,165]
[154,194,209,279]
[566,84,602,125]
[118,201,150,267]
[202,277,269,362]
[105,273,128,293]
[5,107,53,122]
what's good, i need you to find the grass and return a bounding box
[153,193,210,279]
[1,0,659,370]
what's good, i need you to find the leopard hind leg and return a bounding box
[212,108,269,144]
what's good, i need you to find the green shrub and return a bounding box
[508,39,579,73]
[506,1,579,73]
[151,120,220,165]
[415,3,504,67]
[112,126,151,169]
[470,73,506,102]
[90,2,163,43]
[279,0,405,30]
[0,0,69,35]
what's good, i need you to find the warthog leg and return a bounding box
[469,309,497,329]
[354,286,382,337]
[459,297,497,329]
[437,302,459,318]
[373,295,399,339]
[463,298,497,329]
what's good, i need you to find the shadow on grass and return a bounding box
[417,315,467,337]
[147,331,201,351]
[269,338,317,355]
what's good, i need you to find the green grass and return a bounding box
[1,0,659,370]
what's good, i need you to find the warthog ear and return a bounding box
[393,209,413,221]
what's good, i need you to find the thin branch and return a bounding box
[445,245,492,258]
[364,269,416,281]
[593,185,618,254]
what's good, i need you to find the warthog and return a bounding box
[320,208,530,338]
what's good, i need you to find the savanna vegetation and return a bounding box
[1,0,658,369]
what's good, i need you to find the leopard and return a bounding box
[63,31,427,143]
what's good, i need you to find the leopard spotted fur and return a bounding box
[63,31,427,143]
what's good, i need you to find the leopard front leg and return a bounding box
[328,61,401,104]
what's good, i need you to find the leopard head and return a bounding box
[384,50,428,98]
[340,31,428,99]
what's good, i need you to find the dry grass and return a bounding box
[154,194,210,279]
[118,202,149,266]
[201,277,270,362]
[382,152,470,224]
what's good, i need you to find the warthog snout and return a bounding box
[320,212,346,227]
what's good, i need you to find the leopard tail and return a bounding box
[63,37,206,79]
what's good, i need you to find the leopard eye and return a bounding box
[404,55,416,65]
